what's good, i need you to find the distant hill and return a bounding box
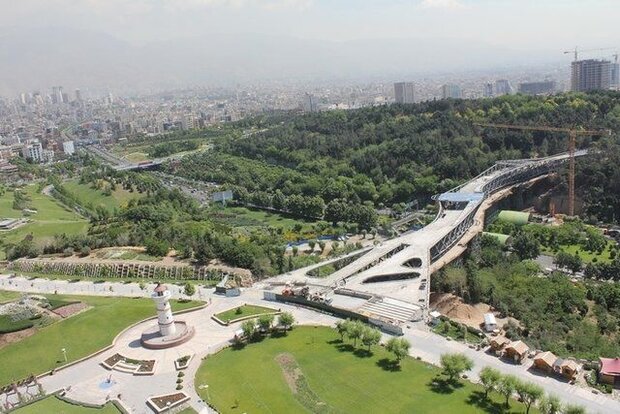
[0,27,562,96]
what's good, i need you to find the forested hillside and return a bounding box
[171,91,620,222]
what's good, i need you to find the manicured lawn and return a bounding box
[0,293,201,386]
[0,186,88,259]
[214,304,277,323]
[62,180,142,212]
[0,290,22,303]
[542,240,616,265]
[196,326,532,414]
[13,396,121,414]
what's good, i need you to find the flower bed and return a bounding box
[102,353,123,369]
[174,354,193,370]
[101,353,155,375]
[146,392,190,413]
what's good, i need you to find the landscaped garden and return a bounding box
[0,185,89,259]
[214,304,277,324]
[62,179,143,213]
[12,395,122,414]
[195,326,532,414]
[0,292,201,386]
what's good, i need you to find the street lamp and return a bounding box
[61,348,67,362]
[199,384,210,400]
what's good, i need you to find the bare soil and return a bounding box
[430,293,517,330]
[275,353,301,394]
[0,327,36,349]
[52,302,89,318]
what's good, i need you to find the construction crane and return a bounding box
[475,122,611,216]
[563,47,615,61]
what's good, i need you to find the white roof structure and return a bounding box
[484,313,497,326]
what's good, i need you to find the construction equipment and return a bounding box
[475,123,611,216]
[563,47,615,61]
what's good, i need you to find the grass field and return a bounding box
[0,290,22,303]
[196,326,533,414]
[13,396,121,414]
[214,304,277,323]
[62,180,142,212]
[0,293,201,386]
[209,206,316,231]
[542,240,616,265]
[0,185,88,259]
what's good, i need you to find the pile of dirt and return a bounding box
[430,293,485,329]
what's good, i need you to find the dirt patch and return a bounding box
[430,293,485,329]
[430,293,518,329]
[0,327,36,349]
[274,353,336,413]
[275,353,302,393]
[52,302,89,318]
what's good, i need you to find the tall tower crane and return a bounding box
[563,47,615,61]
[475,123,611,216]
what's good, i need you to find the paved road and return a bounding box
[2,274,619,413]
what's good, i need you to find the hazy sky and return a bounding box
[2,0,619,51]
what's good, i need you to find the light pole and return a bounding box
[166,401,171,413]
[61,348,67,362]
[199,384,210,400]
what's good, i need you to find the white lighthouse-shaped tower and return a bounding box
[152,283,176,336]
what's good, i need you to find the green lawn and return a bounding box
[214,304,277,323]
[542,240,616,265]
[0,185,89,259]
[432,320,484,344]
[0,290,22,303]
[0,293,201,386]
[13,396,121,414]
[196,326,532,414]
[209,206,316,231]
[62,180,142,212]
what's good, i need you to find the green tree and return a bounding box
[241,319,256,340]
[278,312,295,330]
[497,374,518,408]
[564,404,586,414]
[539,394,562,414]
[385,337,411,365]
[440,353,474,383]
[258,314,275,332]
[515,380,543,414]
[183,282,196,297]
[361,326,382,351]
[347,320,365,347]
[335,320,351,341]
[479,366,501,398]
[512,232,540,260]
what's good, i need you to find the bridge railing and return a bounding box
[429,154,580,264]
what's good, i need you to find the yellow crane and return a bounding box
[475,122,611,216]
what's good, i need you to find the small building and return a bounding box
[489,336,509,352]
[534,351,558,374]
[599,357,620,385]
[429,311,442,326]
[483,313,498,332]
[504,340,530,363]
[554,358,580,381]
